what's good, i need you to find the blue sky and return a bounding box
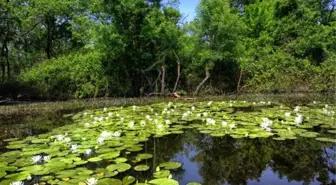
[178,0,200,22]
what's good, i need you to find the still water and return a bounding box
[0,99,335,185]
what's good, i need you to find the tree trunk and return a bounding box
[5,41,9,79]
[194,69,210,95]
[172,50,180,93]
[45,15,54,59]
[160,66,165,96]
[236,69,243,97]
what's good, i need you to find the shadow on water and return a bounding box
[150,129,336,185]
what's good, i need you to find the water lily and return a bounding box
[32,155,42,163]
[98,117,104,122]
[120,117,124,122]
[265,127,272,132]
[101,131,112,138]
[82,137,86,140]
[313,101,316,104]
[157,124,164,129]
[154,119,159,124]
[64,137,71,143]
[202,112,208,117]
[229,103,233,107]
[129,121,135,127]
[229,124,236,129]
[325,104,328,108]
[83,112,87,116]
[10,181,24,185]
[108,112,113,117]
[86,149,93,155]
[206,118,216,125]
[294,114,303,125]
[86,177,98,185]
[84,122,90,127]
[132,105,136,111]
[167,102,173,108]
[56,134,64,142]
[116,113,120,117]
[165,120,170,124]
[294,106,300,112]
[113,131,121,137]
[27,175,32,180]
[323,108,329,115]
[284,112,291,117]
[207,101,212,106]
[146,115,151,120]
[191,106,195,110]
[253,102,256,105]
[43,155,51,162]
[103,107,107,112]
[196,113,201,117]
[221,121,228,127]
[97,137,104,144]
[71,144,78,150]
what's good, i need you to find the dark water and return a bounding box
[0,102,336,185]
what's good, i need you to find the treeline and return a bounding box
[0,0,335,100]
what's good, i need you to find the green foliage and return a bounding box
[21,52,108,99]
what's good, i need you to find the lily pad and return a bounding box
[159,161,182,170]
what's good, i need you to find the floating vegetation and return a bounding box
[0,100,335,185]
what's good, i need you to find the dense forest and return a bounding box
[0,0,335,100]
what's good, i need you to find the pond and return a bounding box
[0,100,335,185]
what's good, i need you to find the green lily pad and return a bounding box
[134,164,150,171]
[122,176,136,185]
[159,161,181,170]
[106,163,131,172]
[149,178,179,185]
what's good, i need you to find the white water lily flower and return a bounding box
[323,108,329,115]
[82,137,86,140]
[90,115,94,118]
[202,112,208,117]
[32,155,42,163]
[155,113,158,116]
[86,149,93,155]
[229,103,233,107]
[157,124,163,129]
[265,127,272,132]
[101,131,112,138]
[165,120,170,124]
[325,104,328,108]
[129,121,135,127]
[196,113,201,117]
[113,131,121,137]
[97,137,104,144]
[284,112,291,117]
[10,181,24,185]
[207,101,212,106]
[267,101,271,104]
[182,112,189,119]
[191,106,195,110]
[294,114,303,125]
[84,122,90,127]
[108,112,113,117]
[313,101,316,104]
[71,144,78,150]
[56,134,64,142]
[83,112,87,116]
[116,113,120,117]
[132,105,136,111]
[93,117,98,121]
[221,121,228,127]
[294,106,300,112]
[93,121,97,125]
[64,137,71,143]
[206,118,216,125]
[146,115,151,120]
[167,102,173,108]
[154,119,159,124]
[229,124,236,129]
[98,117,104,122]
[103,107,107,112]
[43,155,51,162]
[86,177,98,185]
[120,117,124,122]
[253,102,256,105]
